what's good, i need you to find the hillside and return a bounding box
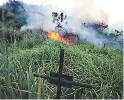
[0,38,123,99]
[0,0,123,99]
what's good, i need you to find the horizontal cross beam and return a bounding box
[33,73,95,89]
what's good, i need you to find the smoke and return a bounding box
[67,0,124,31]
[20,0,124,30]
[1,0,123,50]
[61,19,109,47]
[19,0,123,50]
[1,0,124,30]
[21,4,62,30]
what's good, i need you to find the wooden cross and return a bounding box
[34,49,95,99]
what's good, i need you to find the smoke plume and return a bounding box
[1,0,123,51]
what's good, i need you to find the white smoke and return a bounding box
[7,0,120,50]
[67,0,124,31]
[1,0,123,30]
[21,4,62,31]
[0,0,123,50]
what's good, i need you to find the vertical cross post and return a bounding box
[33,48,95,99]
[56,49,64,99]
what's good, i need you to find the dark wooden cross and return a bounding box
[34,49,95,99]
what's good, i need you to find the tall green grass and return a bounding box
[0,9,123,98]
[0,36,123,99]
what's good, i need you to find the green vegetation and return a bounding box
[0,32,123,98]
[0,5,123,99]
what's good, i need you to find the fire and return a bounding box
[46,31,72,44]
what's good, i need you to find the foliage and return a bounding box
[0,0,27,29]
[0,38,123,99]
[0,1,123,98]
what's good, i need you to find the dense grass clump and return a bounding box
[0,38,123,99]
[0,1,123,98]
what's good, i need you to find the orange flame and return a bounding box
[47,31,72,44]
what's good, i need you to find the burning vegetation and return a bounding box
[0,0,123,51]
[46,31,72,44]
[0,1,123,99]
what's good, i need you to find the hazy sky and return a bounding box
[0,0,124,29]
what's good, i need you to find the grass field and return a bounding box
[0,4,123,98]
[0,31,123,98]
